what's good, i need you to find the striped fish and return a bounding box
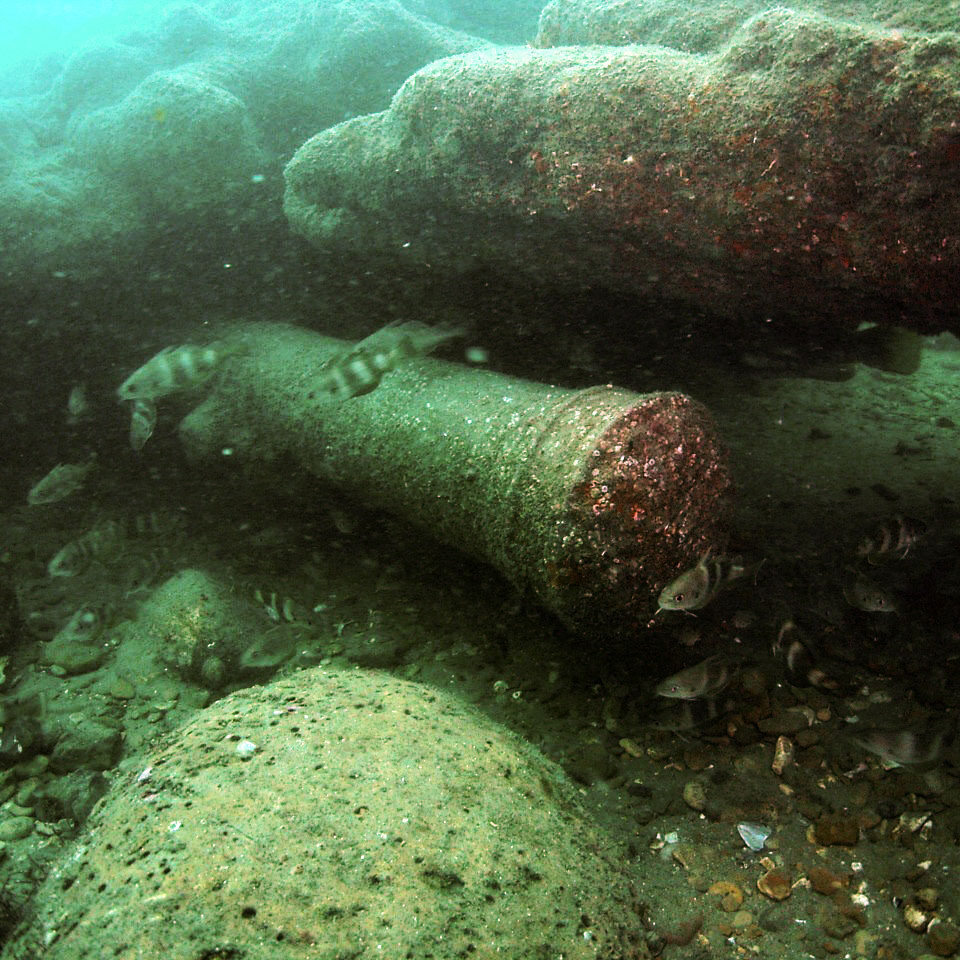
[657,554,759,612]
[47,519,124,577]
[309,322,462,400]
[47,512,181,578]
[856,515,926,564]
[655,653,738,700]
[27,459,96,506]
[842,568,898,613]
[772,619,837,690]
[853,723,952,770]
[116,341,243,402]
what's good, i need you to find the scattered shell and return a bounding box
[708,881,744,912]
[737,822,770,852]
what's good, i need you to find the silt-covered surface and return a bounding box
[10,667,648,960]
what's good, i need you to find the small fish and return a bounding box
[657,554,759,612]
[128,397,157,451]
[655,654,738,700]
[66,383,90,425]
[252,588,308,624]
[308,322,462,400]
[52,605,104,645]
[856,515,926,564]
[47,519,124,577]
[772,619,837,689]
[27,459,96,506]
[853,723,951,770]
[117,341,243,402]
[842,569,898,613]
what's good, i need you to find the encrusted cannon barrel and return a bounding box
[179,322,732,637]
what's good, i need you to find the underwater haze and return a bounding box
[0,0,174,72]
[2,0,960,958]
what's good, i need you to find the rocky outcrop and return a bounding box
[285,8,960,334]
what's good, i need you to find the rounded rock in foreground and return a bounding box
[10,667,648,959]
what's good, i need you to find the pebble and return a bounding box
[108,676,136,699]
[795,728,820,748]
[928,919,960,957]
[807,865,847,896]
[682,780,707,811]
[905,903,931,933]
[41,637,106,675]
[757,868,792,901]
[758,709,811,735]
[15,781,37,806]
[0,816,35,841]
[814,814,860,846]
[917,888,939,911]
[822,909,859,940]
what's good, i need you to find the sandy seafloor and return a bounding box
[1,331,959,959]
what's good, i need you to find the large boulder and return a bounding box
[8,667,649,959]
[0,154,144,284]
[71,64,266,212]
[535,0,960,51]
[285,9,960,335]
